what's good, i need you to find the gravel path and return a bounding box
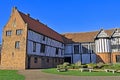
[19,69,120,80]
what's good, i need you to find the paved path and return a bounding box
[19,69,120,80]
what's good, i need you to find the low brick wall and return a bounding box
[26,55,64,69]
[111,52,120,63]
[96,52,111,63]
[96,52,120,63]
[26,56,64,69]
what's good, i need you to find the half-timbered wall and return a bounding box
[111,29,120,52]
[95,29,111,53]
[64,42,96,64]
[95,39,111,53]
[64,44,73,55]
[27,30,64,57]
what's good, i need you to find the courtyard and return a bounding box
[19,69,120,80]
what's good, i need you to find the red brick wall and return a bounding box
[111,52,120,63]
[96,52,111,63]
[26,56,64,69]
[96,52,120,63]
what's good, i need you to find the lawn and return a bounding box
[0,70,25,80]
[42,68,120,76]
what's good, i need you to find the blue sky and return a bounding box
[0,0,120,43]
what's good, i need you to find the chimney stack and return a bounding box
[12,6,17,13]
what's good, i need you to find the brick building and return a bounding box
[1,7,64,69]
[0,7,120,70]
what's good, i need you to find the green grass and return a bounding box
[42,68,120,76]
[0,70,25,80]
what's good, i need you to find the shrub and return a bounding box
[96,62,104,68]
[112,63,120,70]
[74,65,80,69]
[68,64,75,69]
[57,65,64,69]
[80,64,87,68]
[102,64,111,69]
[63,62,70,66]
[67,64,79,69]
[75,61,81,66]
[87,63,97,69]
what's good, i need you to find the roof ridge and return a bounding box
[62,30,99,35]
[62,28,120,35]
[18,10,64,43]
[18,10,62,36]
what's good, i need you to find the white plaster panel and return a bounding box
[104,39,107,52]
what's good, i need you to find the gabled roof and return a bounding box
[12,8,120,44]
[111,28,120,37]
[18,10,64,43]
[63,29,118,43]
[95,29,113,38]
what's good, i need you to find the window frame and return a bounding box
[74,45,79,54]
[40,44,46,53]
[16,29,23,35]
[55,48,59,55]
[6,30,12,36]
[82,44,89,54]
[33,42,36,52]
[15,41,20,49]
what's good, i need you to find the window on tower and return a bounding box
[15,41,20,49]
[16,29,23,35]
[6,30,12,36]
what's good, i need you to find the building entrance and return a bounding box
[64,57,71,63]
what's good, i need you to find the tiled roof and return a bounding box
[16,8,119,44]
[18,11,64,43]
[63,29,117,43]
[63,31,98,43]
